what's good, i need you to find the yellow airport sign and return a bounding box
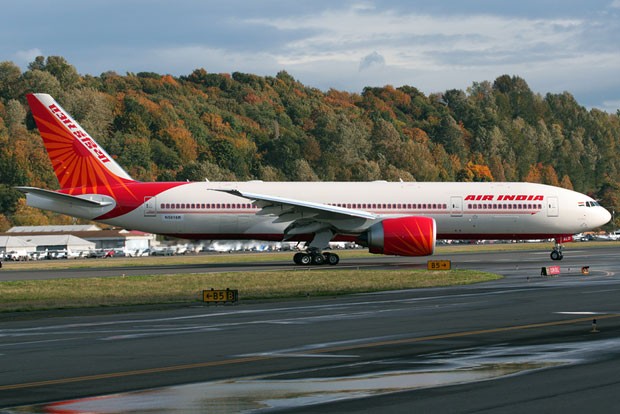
[203,289,238,303]
[427,260,451,270]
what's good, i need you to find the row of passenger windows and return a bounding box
[160,203,258,210]
[328,203,448,210]
[159,202,450,210]
[158,202,543,211]
[467,203,543,210]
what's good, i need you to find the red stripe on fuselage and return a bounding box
[60,181,192,220]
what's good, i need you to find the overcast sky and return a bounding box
[3,0,620,112]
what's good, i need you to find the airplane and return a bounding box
[17,93,612,265]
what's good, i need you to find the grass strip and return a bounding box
[5,241,619,271]
[0,269,500,312]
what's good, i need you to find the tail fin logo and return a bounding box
[27,93,134,195]
[48,103,111,164]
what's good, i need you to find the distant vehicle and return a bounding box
[175,245,188,255]
[6,251,29,261]
[150,247,175,256]
[66,249,82,259]
[86,250,106,258]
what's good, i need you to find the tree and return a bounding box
[432,114,468,160]
[4,99,27,133]
[11,198,50,226]
[151,139,181,170]
[21,69,62,97]
[0,213,11,232]
[292,159,319,181]
[0,61,22,100]
[61,88,115,146]
[176,161,235,181]
[29,56,81,88]
[162,122,198,162]
[560,175,574,190]
[371,118,401,166]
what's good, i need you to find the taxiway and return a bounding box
[1,245,619,412]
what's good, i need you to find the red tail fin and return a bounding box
[27,93,134,195]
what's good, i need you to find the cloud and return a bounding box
[2,1,619,110]
[239,3,620,109]
[359,51,385,71]
[150,45,279,76]
[247,5,586,75]
[600,100,620,112]
[14,48,42,66]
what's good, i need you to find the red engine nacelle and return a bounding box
[361,216,436,256]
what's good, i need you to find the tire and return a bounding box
[312,253,325,265]
[299,253,312,265]
[550,250,562,261]
[293,252,304,265]
[324,253,340,265]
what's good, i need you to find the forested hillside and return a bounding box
[0,56,618,229]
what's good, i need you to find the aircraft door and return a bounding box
[450,196,463,217]
[144,196,157,217]
[547,196,559,217]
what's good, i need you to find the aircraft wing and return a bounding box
[213,189,377,225]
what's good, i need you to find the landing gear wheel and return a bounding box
[296,253,312,265]
[550,250,563,261]
[324,252,340,265]
[312,253,325,265]
[293,252,304,265]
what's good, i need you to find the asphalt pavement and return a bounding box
[0,245,619,412]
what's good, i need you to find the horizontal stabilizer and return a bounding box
[16,187,115,208]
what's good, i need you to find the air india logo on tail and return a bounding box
[48,103,111,164]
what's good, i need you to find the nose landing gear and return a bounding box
[550,237,565,261]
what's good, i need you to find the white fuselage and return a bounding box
[38,181,607,242]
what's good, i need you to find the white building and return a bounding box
[0,236,37,260]
[4,225,154,254]
[20,235,96,252]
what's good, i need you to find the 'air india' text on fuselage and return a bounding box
[464,195,545,201]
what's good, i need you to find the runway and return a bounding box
[1,245,619,412]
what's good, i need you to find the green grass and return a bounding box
[0,269,500,312]
[4,241,619,271]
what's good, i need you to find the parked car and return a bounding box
[150,247,175,256]
[86,249,106,258]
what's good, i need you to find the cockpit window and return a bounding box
[583,201,602,207]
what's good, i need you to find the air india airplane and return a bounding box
[17,93,612,265]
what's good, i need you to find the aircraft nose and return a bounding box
[597,207,612,227]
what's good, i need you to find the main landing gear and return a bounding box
[550,239,564,261]
[290,228,340,266]
[293,249,340,266]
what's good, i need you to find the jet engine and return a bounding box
[360,216,436,256]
